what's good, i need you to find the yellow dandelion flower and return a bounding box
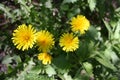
[59,33,79,52]
[36,30,55,52]
[38,53,52,65]
[70,15,90,34]
[12,24,37,51]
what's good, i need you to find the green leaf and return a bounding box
[16,58,35,80]
[18,0,33,17]
[30,65,42,74]
[74,70,90,80]
[25,73,54,80]
[2,54,21,65]
[45,0,52,8]
[53,54,70,74]
[115,7,120,17]
[110,52,119,64]
[12,55,21,63]
[88,0,96,11]
[95,53,117,71]
[25,73,39,80]
[87,25,102,41]
[2,55,12,64]
[104,46,119,64]
[63,73,73,80]
[103,20,113,39]
[60,5,69,11]
[45,65,56,76]
[62,0,77,4]
[0,3,14,18]
[113,20,120,39]
[83,62,93,76]
[103,20,112,33]
[108,76,118,80]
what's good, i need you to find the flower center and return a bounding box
[41,40,47,46]
[66,38,73,46]
[24,35,30,41]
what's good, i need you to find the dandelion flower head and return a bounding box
[59,33,79,52]
[36,30,55,52]
[12,24,37,51]
[38,52,52,65]
[70,15,90,34]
